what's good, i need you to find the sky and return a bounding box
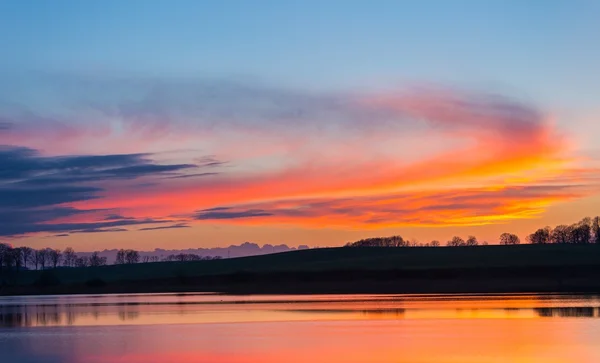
[1,0,599,251]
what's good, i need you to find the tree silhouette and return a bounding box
[527,227,551,244]
[500,233,520,245]
[345,235,408,247]
[466,236,478,246]
[20,247,33,270]
[75,256,89,267]
[49,249,62,268]
[63,247,77,267]
[37,249,48,269]
[125,250,140,264]
[89,252,107,267]
[570,218,592,244]
[447,236,466,247]
[593,217,600,245]
[551,225,571,244]
[115,249,126,264]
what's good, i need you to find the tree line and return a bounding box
[0,245,223,273]
[345,216,600,247]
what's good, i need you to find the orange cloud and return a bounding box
[5,81,599,239]
[63,88,598,233]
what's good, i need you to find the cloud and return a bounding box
[194,208,273,220]
[1,74,598,239]
[0,217,172,236]
[70,228,129,234]
[0,145,222,236]
[0,146,196,185]
[190,183,593,228]
[103,214,135,221]
[138,223,190,231]
[164,172,219,180]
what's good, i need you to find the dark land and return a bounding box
[2,244,600,296]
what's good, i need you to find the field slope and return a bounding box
[3,244,600,295]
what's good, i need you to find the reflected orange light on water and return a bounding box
[2,294,599,363]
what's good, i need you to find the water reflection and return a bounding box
[1,294,600,363]
[1,294,600,328]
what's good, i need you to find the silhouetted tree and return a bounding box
[37,249,48,269]
[0,243,10,270]
[49,249,62,268]
[500,233,520,245]
[11,248,24,272]
[527,227,551,244]
[125,250,139,264]
[63,247,77,267]
[20,247,33,270]
[551,225,571,244]
[75,256,89,268]
[593,217,600,244]
[115,249,126,265]
[466,236,478,246]
[570,218,591,244]
[430,240,440,247]
[447,236,465,247]
[89,252,107,267]
[345,235,408,247]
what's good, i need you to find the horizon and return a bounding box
[1,0,599,251]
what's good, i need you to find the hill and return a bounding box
[3,244,600,295]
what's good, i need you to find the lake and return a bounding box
[1,293,599,362]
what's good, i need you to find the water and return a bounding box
[1,293,600,363]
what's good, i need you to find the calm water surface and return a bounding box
[1,293,600,362]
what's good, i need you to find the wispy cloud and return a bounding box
[138,223,190,231]
[1,74,598,239]
[0,144,222,236]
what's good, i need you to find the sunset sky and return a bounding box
[1,0,599,251]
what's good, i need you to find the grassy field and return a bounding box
[3,244,600,295]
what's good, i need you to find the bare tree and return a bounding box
[125,250,140,264]
[593,217,600,244]
[115,249,126,265]
[570,218,591,244]
[63,247,77,267]
[75,256,89,268]
[345,235,407,247]
[500,233,520,245]
[12,248,24,272]
[37,249,48,269]
[551,225,571,244]
[49,249,62,268]
[447,236,465,247]
[89,252,107,267]
[466,236,478,246]
[527,227,551,244]
[20,247,33,269]
[0,243,10,270]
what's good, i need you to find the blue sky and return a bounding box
[1,0,599,107]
